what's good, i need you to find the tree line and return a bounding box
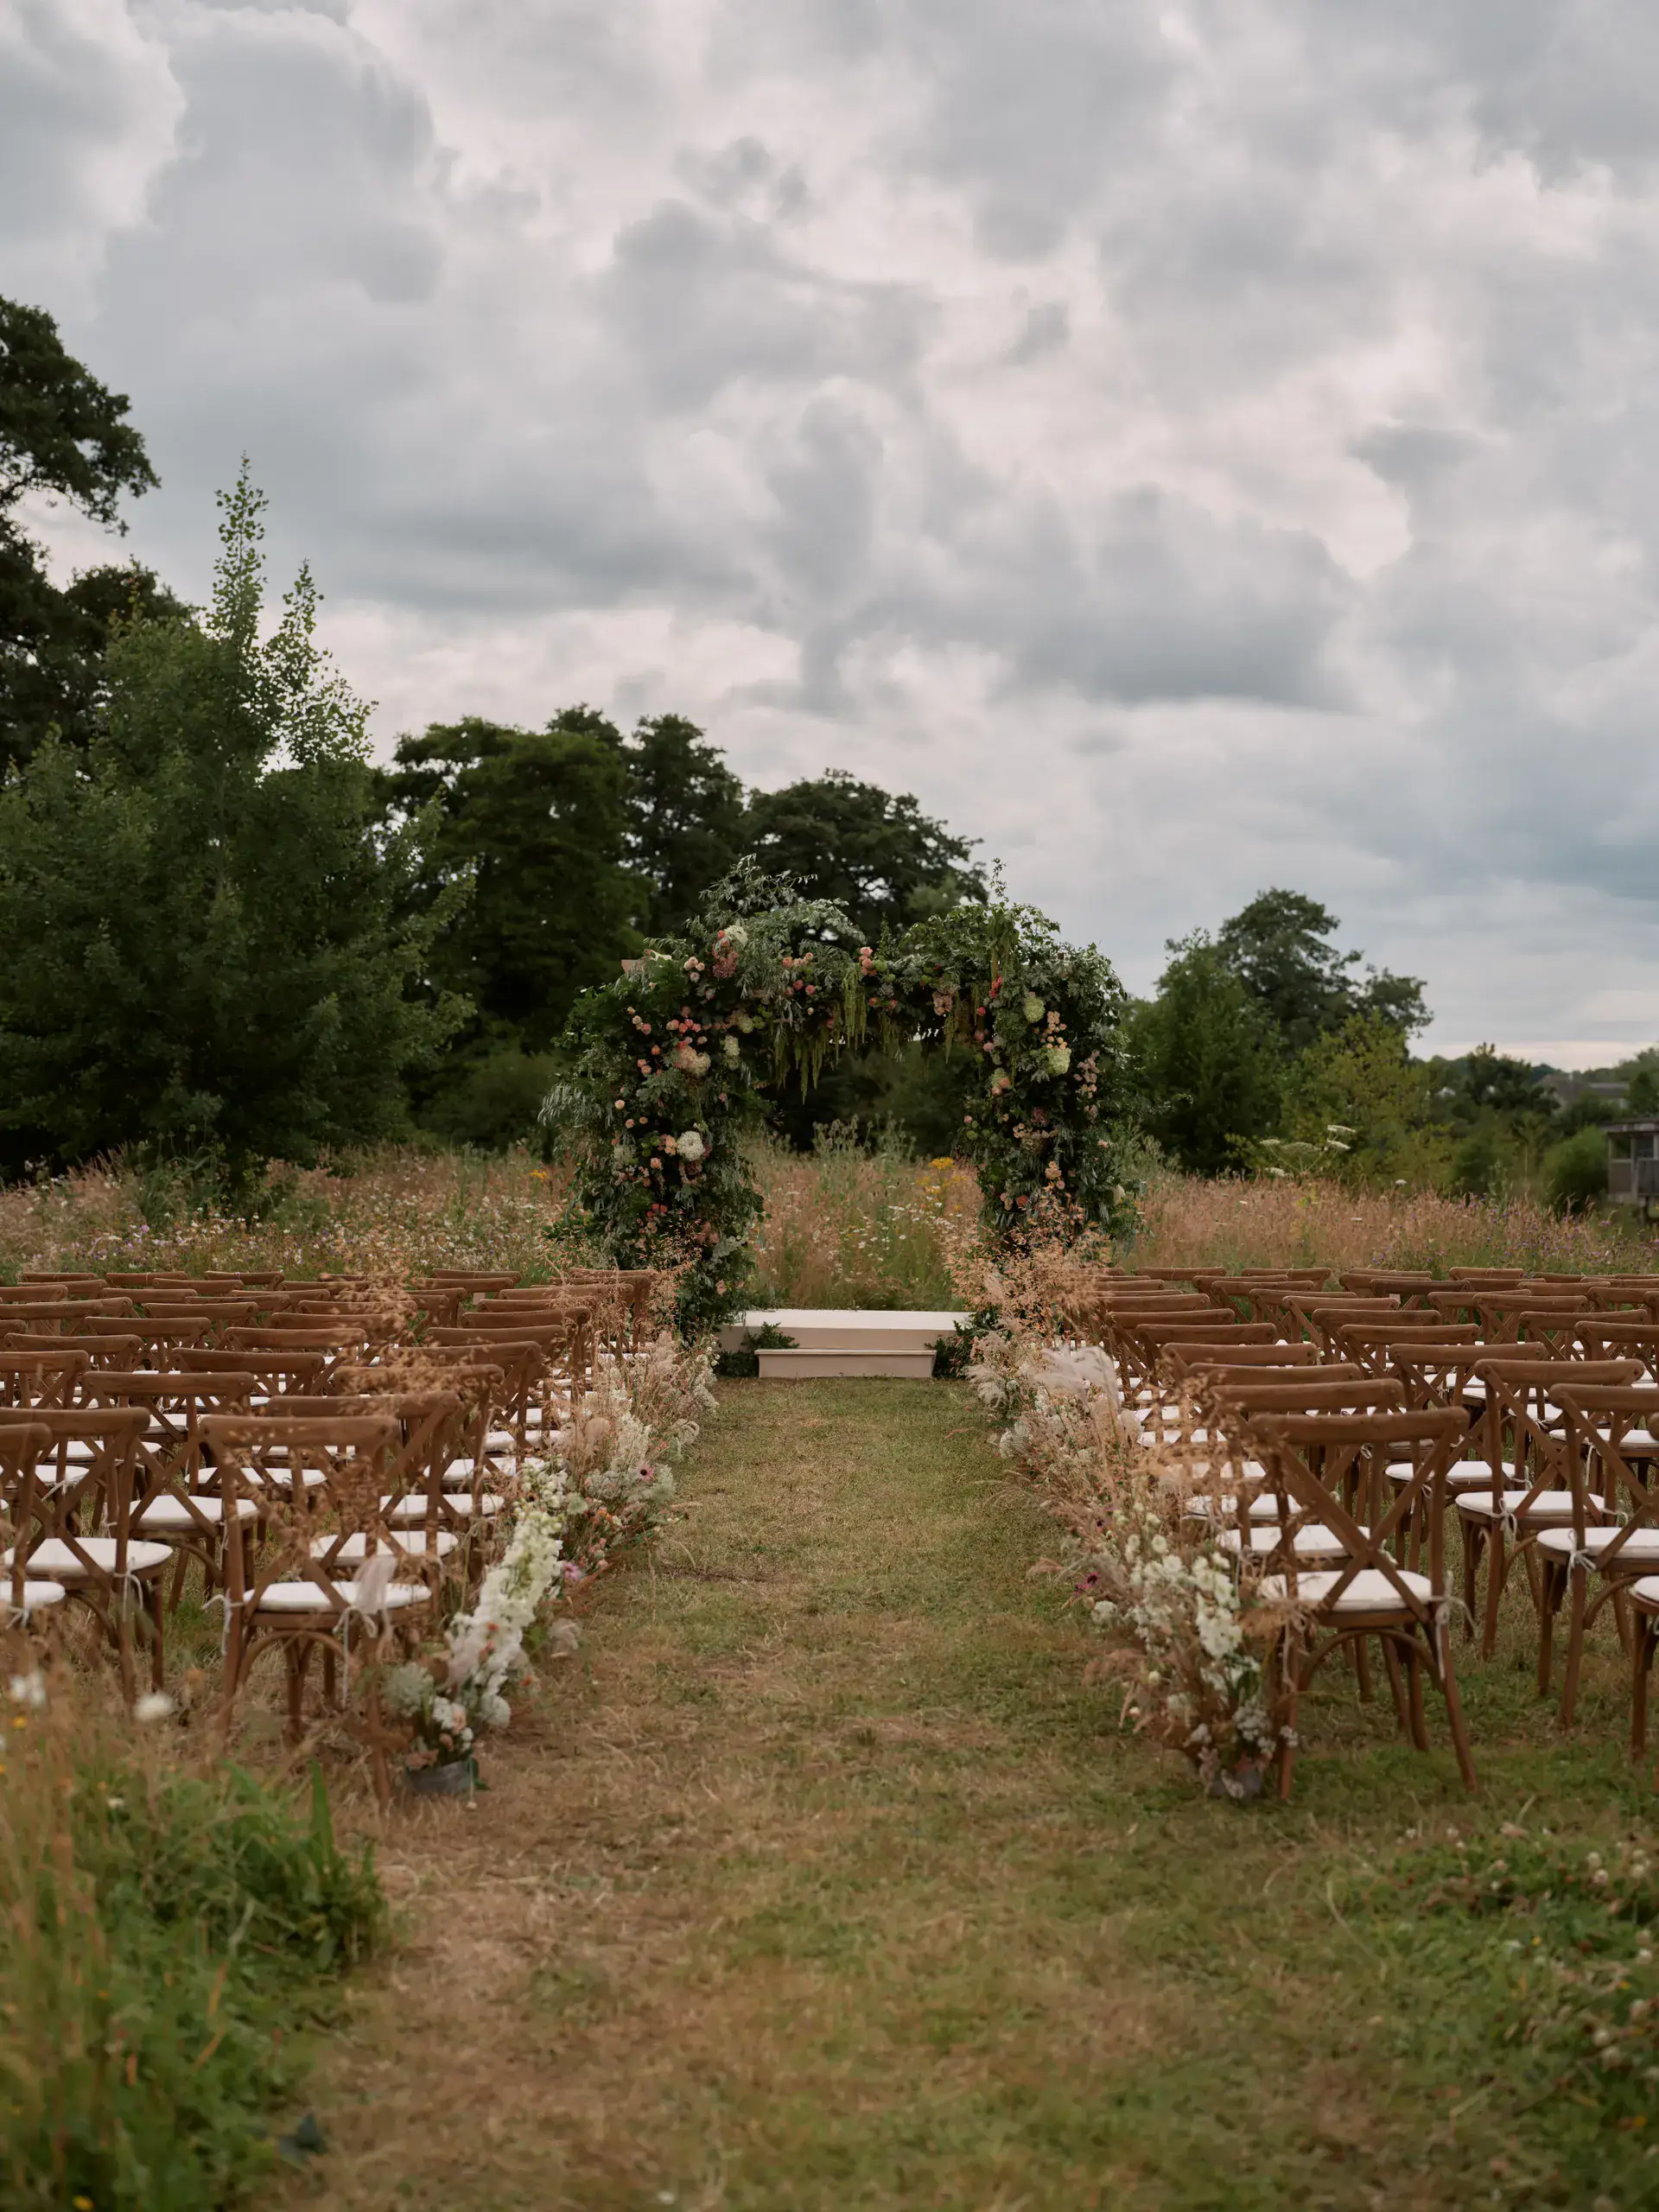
[0,296,1637,1206]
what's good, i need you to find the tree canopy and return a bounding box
[0,296,181,774]
[741,769,986,943]
[1215,888,1427,1055]
[0,469,459,1182]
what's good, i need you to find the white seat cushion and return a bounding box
[6,1537,171,1581]
[1536,1525,1659,1563]
[253,1579,429,1614]
[1221,1522,1353,1560]
[484,1429,517,1452]
[309,1529,458,1560]
[133,1495,258,1530]
[1596,1428,1659,1453]
[381,1492,504,1524]
[240,1467,327,1490]
[1259,1565,1435,1613]
[6,1580,66,1617]
[1386,1459,1496,1489]
[1630,1575,1659,1611]
[1455,1489,1582,1522]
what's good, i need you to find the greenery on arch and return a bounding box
[543,862,1140,1331]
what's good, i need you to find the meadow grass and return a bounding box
[0,1685,384,2209]
[280,1380,1659,2211]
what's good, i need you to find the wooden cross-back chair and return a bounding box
[1338,1271,1439,1302]
[1473,1298,1587,1351]
[3,1332,143,1371]
[175,1345,331,1402]
[1456,1357,1646,1656]
[0,1300,134,1334]
[1119,1319,1278,1395]
[74,1369,261,1607]
[1242,1407,1477,1794]
[424,1329,546,1452]
[0,1403,165,1698]
[243,1389,471,1592]
[338,1357,512,1550]
[202,1414,427,1805]
[1284,1297,1402,1356]
[1573,1317,1659,1377]
[1158,1340,1324,1387]
[1332,1318,1478,1378]
[1202,1280,1312,1323]
[0,1350,90,1408]
[0,1421,66,1631]
[1530,1381,1659,1726]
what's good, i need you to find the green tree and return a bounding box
[1215,888,1427,1055]
[1542,1127,1610,1213]
[1430,1045,1559,1197]
[624,713,746,937]
[741,770,986,944]
[379,709,641,1141]
[1,296,181,772]
[1281,1012,1444,1185]
[1129,936,1284,1174]
[0,468,459,1181]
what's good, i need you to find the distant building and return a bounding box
[1541,1073,1626,1112]
[1606,1121,1659,1209]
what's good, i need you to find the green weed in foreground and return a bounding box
[0,1694,383,2210]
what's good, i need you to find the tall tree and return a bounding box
[623,713,746,937]
[741,769,986,944]
[0,296,181,772]
[380,708,639,1055]
[1129,936,1284,1174]
[0,469,458,1180]
[1215,888,1427,1056]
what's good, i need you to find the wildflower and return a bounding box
[133,1692,175,1725]
[677,1129,708,1163]
[7,1671,46,1709]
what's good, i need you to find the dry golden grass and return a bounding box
[1124,1168,1655,1277]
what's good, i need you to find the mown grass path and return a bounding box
[289,1382,1655,2212]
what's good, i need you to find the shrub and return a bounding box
[1542,1125,1609,1214]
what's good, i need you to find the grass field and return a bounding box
[280,1380,1659,2212]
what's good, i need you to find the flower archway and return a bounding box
[543,862,1139,1331]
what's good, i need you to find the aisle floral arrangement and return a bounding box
[965,1255,1295,1796]
[385,1329,715,1777]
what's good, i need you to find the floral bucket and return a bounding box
[403,1758,476,1799]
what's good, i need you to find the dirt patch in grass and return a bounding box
[280,1382,1659,2212]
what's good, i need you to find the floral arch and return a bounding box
[543,862,1139,1331]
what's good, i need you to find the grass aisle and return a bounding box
[289,1382,1654,2212]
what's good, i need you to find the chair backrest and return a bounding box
[201,1414,406,1620]
[1332,1319,1478,1375]
[1548,1382,1659,1565]
[1474,1296,1587,1347]
[1573,1318,1659,1373]
[1246,1408,1468,1611]
[0,1350,90,1408]
[3,1332,144,1370]
[1472,1356,1644,1501]
[0,1421,53,1618]
[175,1345,331,1396]
[1159,1340,1323,1380]
[1385,1337,1491,1408]
[76,1370,257,1493]
[6,1406,148,1574]
[0,1300,133,1332]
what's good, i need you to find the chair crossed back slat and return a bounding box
[1472,1357,1644,1505]
[1573,1317,1659,1376]
[202,1414,405,1624]
[0,1406,149,1580]
[1286,1297,1402,1354]
[175,1345,330,1399]
[1383,1333,1487,1409]
[1332,1319,1478,1376]
[0,1421,54,1621]
[0,1350,89,1408]
[3,1332,143,1371]
[1244,1408,1468,1620]
[1474,1298,1587,1350]
[77,1370,257,1497]
[1158,1340,1324,1382]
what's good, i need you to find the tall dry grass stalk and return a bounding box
[748,1131,982,1309]
[1124,1170,1656,1277]
[0,1147,567,1281]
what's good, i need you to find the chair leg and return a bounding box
[1481,1524,1507,1657]
[1380,1637,1409,1731]
[145,1577,166,1692]
[1537,1559,1562,1698]
[1405,1642,1430,1752]
[1354,1634,1374,1704]
[1461,1522,1482,1640]
[1560,1565,1590,1727]
[1437,1630,1479,1793]
[283,1641,309,1744]
[1632,1613,1656,1758]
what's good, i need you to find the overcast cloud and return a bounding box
[6,0,1659,1060]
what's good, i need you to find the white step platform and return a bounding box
[718,1308,969,1381]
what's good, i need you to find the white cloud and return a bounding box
[10,0,1659,1059]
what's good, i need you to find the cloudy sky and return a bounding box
[7,0,1659,1063]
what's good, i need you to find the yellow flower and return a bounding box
[74,2198,94,2209]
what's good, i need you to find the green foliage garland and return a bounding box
[544,862,1138,1330]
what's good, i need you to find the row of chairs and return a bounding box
[0,1264,667,1801]
[1071,1268,1659,1795]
